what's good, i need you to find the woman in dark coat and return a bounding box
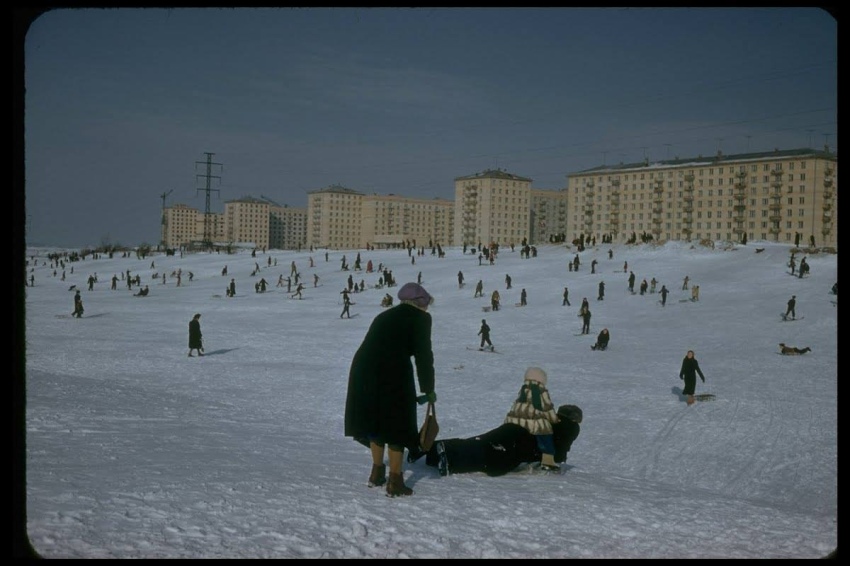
[188,313,203,357]
[344,282,436,497]
[679,350,706,403]
[422,405,583,477]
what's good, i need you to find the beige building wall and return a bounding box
[565,148,838,248]
[530,188,569,244]
[224,198,270,249]
[453,169,532,248]
[306,185,363,250]
[161,147,836,252]
[162,204,225,248]
[361,194,454,248]
[269,204,307,250]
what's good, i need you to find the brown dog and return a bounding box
[779,343,811,355]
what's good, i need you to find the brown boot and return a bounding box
[386,472,413,497]
[540,453,561,472]
[368,464,386,488]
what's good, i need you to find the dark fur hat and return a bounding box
[558,404,583,423]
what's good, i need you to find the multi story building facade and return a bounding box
[161,203,225,249]
[306,185,454,249]
[453,169,533,248]
[565,147,837,248]
[268,202,308,250]
[161,147,837,252]
[530,187,569,244]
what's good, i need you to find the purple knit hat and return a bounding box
[397,282,433,309]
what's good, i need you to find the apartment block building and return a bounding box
[162,197,306,250]
[306,184,454,249]
[161,146,837,252]
[565,147,838,248]
[161,203,226,248]
[453,169,534,248]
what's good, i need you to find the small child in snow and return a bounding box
[504,367,561,471]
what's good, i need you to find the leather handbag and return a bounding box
[419,401,439,452]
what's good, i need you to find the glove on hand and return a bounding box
[417,391,437,405]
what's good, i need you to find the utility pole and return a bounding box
[195,152,222,249]
[159,189,173,248]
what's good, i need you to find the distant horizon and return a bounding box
[18,8,836,249]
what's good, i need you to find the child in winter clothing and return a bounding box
[504,367,561,471]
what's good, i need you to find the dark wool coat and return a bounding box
[188,318,202,349]
[679,356,705,396]
[344,303,435,450]
[424,419,581,477]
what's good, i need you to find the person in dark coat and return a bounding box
[423,405,583,477]
[580,305,592,335]
[188,313,203,357]
[478,319,493,350]
[679,350,706,404]
[591,328,610,351]
[597,280,605,301]
[660,285,669,306]
[72,290,84,318]
[628,271,636,293]
[785,295,796,320]
[562,286,571,306]
[344,282,436,497]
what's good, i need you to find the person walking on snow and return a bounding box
[72,290,84,318]
[597,280,605,301]
[478,319,493,350]
[562,286,571,306]
[679,350,706,405]
[660,285,669,306]
[520,288,527,306]
[188,313,204,357]
[341,289,353,318]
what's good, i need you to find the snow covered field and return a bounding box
[19,240,837,558]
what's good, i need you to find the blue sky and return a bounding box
[20,7,837,249]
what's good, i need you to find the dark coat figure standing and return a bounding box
[457,271,464,288]
[591,328,610,351]
[188,313,203,357]
[628,271,636,293]
[679,350,706,402]
[562,287,571,306]
[785,295,796,320]
[229,278,236,297]
[660,285,669,306]
[580,305,592,335]
[341,290,353,318]
[520,288,527,306]
[344,282,436,498]
[598,281,605,301]
[591,259,598,274]
[505,274,512,290]
[72,290,84,318]
[478,319,493,349]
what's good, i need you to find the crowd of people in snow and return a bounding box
[27,238,834,498]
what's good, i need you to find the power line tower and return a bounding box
[195,152,222,249]
[159,189,173,248]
